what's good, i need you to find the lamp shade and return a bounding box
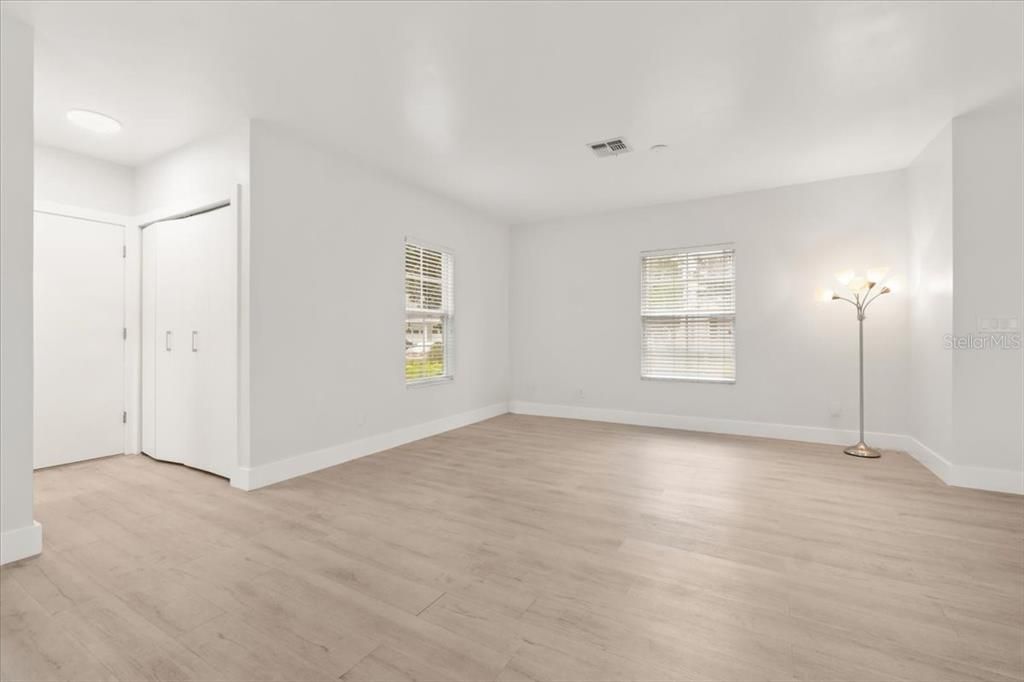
[847,276,868,292]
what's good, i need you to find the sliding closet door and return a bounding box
[34,212,125,468]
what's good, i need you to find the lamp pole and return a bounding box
[832,281,890,458]
[858,312,865,449]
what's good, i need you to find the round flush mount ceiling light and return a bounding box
[66,109,122,134]
[649,144,669,152]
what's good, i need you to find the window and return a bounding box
[404,240,454,384]
[641,245,736,383]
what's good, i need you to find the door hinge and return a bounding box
[122,245,127,258]
[122,411,127,424]
[122,327,127,340]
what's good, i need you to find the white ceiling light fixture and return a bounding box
[66,109,122,134]
[649,144,669,152]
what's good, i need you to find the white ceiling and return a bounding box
[8,1,1023,223]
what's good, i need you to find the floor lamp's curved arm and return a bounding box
[831,294,859,308]
[861,287,891,316]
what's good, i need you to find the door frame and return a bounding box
[33,201,131,461]
[137,185,248,483]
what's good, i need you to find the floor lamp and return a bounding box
[817,269,891,458]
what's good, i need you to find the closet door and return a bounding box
[152,218,196,466]
[145,205,236,477]
[185,207,237,477]
[34,212,125,469]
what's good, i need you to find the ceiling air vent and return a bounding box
[589,137,631,158]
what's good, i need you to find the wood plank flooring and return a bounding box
[2,414,1022,681]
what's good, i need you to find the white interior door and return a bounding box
[143,205,237,477]
[34,212,125,469]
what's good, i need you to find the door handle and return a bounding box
[165,331,172,351]
[192,331,198,352]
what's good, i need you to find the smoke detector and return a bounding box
[588,137,632,157]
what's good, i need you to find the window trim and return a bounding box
[638,242,737,385]
[404,237,455,387]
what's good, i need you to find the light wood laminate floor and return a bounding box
[2,415,1022,682]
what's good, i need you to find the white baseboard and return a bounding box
[945,462,1024,495]
[509,400,910,450]
[509,401,1022,495]
[225,399,1020,495]
[231,402,509,491]
[1,521,42,565]
[899,437,1023,495]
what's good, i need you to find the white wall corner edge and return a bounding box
[0,521,43,566]
[509,401,1023,495]
[902,437,952,482]
[230,402,510,491]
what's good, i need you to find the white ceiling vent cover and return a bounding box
[589,137,632,157]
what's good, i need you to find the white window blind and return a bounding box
[404,240,454,384]
[641,245,736,382]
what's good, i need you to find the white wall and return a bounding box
[36,123,248,218]
[1,14,42,564]
[134,123,250,214]
[907,124,954,469]
[35,145,134,215]
[510,171,910,442]
[950,94,1024,484]
[245,121,509,482]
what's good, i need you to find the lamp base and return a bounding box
[844,441,882,458]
